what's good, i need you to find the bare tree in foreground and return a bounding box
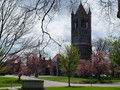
[0,0,61,63]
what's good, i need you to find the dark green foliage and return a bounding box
[109,37,120,66]
[0,68,8,75]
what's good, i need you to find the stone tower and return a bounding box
[71,3,92,59]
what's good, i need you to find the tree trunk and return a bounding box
[68,74,70,87]
[18,75,21,81]
[97,74,102,83]
[111,70,115,77]
[35,73,38,77]
[68,61,71,87]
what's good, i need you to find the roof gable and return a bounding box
[52,54,61,61]
[76,3,87,15]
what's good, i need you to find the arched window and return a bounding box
[85,19,89,28]
[74,19,78,29]
[81,18,89,28]
[81,18,85,28]
[76,19,78,28]
[74,22,76,29]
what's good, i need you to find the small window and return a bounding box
[74,22,76,29]
[76,19,78,28]
[74,19,78,29]
[86,22,88,28]
[85,19,89,28]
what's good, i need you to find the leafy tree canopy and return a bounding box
[109,37,120,65]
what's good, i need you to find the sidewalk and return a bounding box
[0,86,20,90]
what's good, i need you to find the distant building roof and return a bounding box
[52,54,61,61]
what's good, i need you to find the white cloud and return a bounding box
[31,1,120,58]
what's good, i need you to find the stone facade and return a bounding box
[21,80,45,90]
[71,3,92,59]
[39,54,61,76]
[50,54,61,76]
[39,55,51,75]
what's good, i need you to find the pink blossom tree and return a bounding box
[25,52,41,77]
[17,66,27,81]
[77,59,92,77]
[91,52,109,81]
[5,52,41,80]
[77,51,109,82]
[4,55,26,81]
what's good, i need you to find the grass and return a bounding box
[0,87,120,90]
[0,76,21,87]
[0,76,120,90]
[38,76,120,84]
[46,87,120,90]
[0,76,120,87]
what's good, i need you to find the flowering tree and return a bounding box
[4,55,25,81]
[77,59,92,77]
[77,51,109,82]
[5,52,41,80]
[17,66,27,81]
[25,52,41,77]
[91,52,109,81]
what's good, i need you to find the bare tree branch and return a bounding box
[40,0,61,49]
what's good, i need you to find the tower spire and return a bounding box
[88,7,91,15]
[71,10,74,16]
[76,2,87,15]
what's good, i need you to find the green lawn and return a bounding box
[0,87,120,90]
[0,76,21,87]
[38,76,120,84]
[46,87,120,90]
[0,76,120,90]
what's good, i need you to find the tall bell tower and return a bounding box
[71,3,92,59]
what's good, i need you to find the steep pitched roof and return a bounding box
[52,54,61,61]
[76,3,87,15]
